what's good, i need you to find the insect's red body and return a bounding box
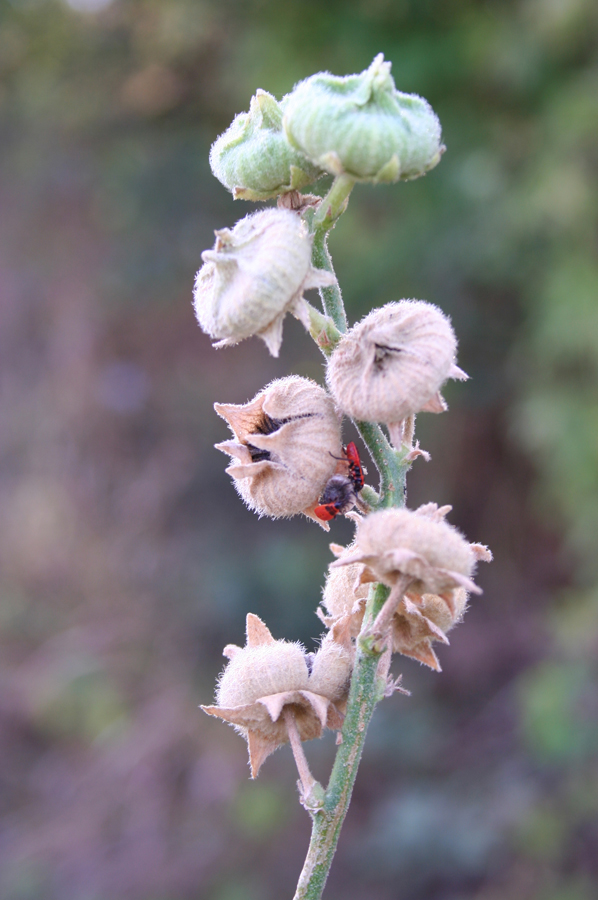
[344,441,365,492]
[314,442,365,522]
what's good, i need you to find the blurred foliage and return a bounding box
[0,0,597,898]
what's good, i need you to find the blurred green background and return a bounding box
[1,0,597,898]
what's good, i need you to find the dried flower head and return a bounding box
[194,208,334,356]
[210,89,323,200]
[320,558,368,636]
[326,301,468,433]
[331,504,490,606]
[214,376,342,525]
[321,545,471,671]
[201,614,353,776]
[390,588,468,671]
[283,54,443,183]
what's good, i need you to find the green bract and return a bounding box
[283,54,444,183]
[209,89,323,200]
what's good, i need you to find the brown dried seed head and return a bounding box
[308,630,354,703]
[217,641,309,708]
[390,587,468,670]
[326,300,467,424]
[215,376,342,521]
[194,208,333,356]
[201,614,351,777]
[336,506,480,595]
[322,561,368,620]
[418,587,468,633]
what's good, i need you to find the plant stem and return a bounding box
[290,405,410,900]
[284,708,317,799]
[307,175,355,333]
[292,584,391,900]
[312,174,356,231]
[311,232,347,333]
[294,177,413,900]
[355,420,408,508]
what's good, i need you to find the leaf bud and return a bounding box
[210,89,323,200]
[283,54,443,183]
[214,376,342,525]
[326,300,467,427]
[194,208,334,356]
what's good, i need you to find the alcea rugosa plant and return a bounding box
[194,54,492,900]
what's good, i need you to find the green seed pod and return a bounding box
[210,89,323,200]
[283,54,443,183]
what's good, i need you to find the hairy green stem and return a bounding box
[295,177,413,900]
[355,420,408,508]
[307,175,355,333]
[293,583,391,900]
[312,173,356,231]
[311,232,347,333]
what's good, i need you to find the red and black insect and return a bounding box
[344,440,365,492]
[314,441,365,522]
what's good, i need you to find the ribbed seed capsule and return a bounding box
[283,54,443,183]
[331,504,485,599]
[210,89,323,200]
[320,559,368,637]
[194,208,334,357]
[389,588,469,671]
[321,547,472,671]
[326,300,468,429]
[201,614,353,777]
[214,376,342,526]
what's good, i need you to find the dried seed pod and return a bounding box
[194,208,334,356]
[331,505,484,598]
[214,376,342,525]
[210,89,323,200]
[326,301,468,427]
[390,588,468,671]
[202,614,353,776]
[308,628,354,704]
[283,54,443,183]
[331,506,491,667]
[320,559,368,636]
[321,549,471,671]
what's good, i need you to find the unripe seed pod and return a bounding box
[332,506,481,596]
[194,209,334,357]
[210,89,323,200]
[202,614,353,777]
[214,376,342,524]
[326,300,468,426]
[283,54,443,183]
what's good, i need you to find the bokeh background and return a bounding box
[1,1,597,898]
